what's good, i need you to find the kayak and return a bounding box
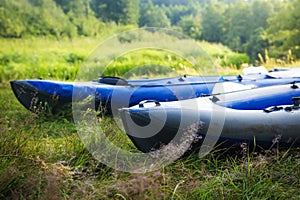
[10,68,300,114]
[119,82,300,153]
[213,82,300,110]
[10,75,230,114]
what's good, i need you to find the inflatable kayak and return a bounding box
[10,69,300,114]
[119,82,300,153]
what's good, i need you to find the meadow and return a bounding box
[1,37,300,199]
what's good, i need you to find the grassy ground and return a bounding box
[0,36,248,83]
[1,37,300,199]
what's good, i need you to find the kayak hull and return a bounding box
[10,71,300,114]
[120,84,300,152]
[10,80,72,114]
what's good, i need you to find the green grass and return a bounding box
[0,37,95,82]
[0,36,261,84]
[1,37,300,199]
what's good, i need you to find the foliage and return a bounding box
[178,15,202,40]
[220,53,250,69]
[54,0,104,37]
[139,0,170,27]
[201,2,226,43]
[150,0,193,6]
[0,0,75,38]
[163,3,200,25]
[0,38,91,82]
[0,37,256,84]
[267,0,300,59]
[102,49,198,78]
[0,0,26,38]
[2,0,300,64]
[91,0,140,25]
[224,2,252,53]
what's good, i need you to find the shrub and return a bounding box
[221,53,250,69]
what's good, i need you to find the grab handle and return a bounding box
[292,97,300,106]
[139,100,161,108]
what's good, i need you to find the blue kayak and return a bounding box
[10,69,300,114]
[120,82,300,153]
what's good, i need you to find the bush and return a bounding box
[221,53,250,69]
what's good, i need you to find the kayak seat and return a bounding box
[98,76,129,85]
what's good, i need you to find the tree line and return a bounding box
[1,0,300,62]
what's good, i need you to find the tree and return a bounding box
[91,0,139,25]
[223,2,252,52]
[0,0,26,37]
[251,0,274,30]
[163,3,200,25]
[201,2,226,43]
[139,0,170,27]
[267,0,300,58]
[0,0,76,38]
[245,27,269,62]
[164,5,191,25]
[178,15,202,39]
[150,0,192,6]
[54,0,91,17]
